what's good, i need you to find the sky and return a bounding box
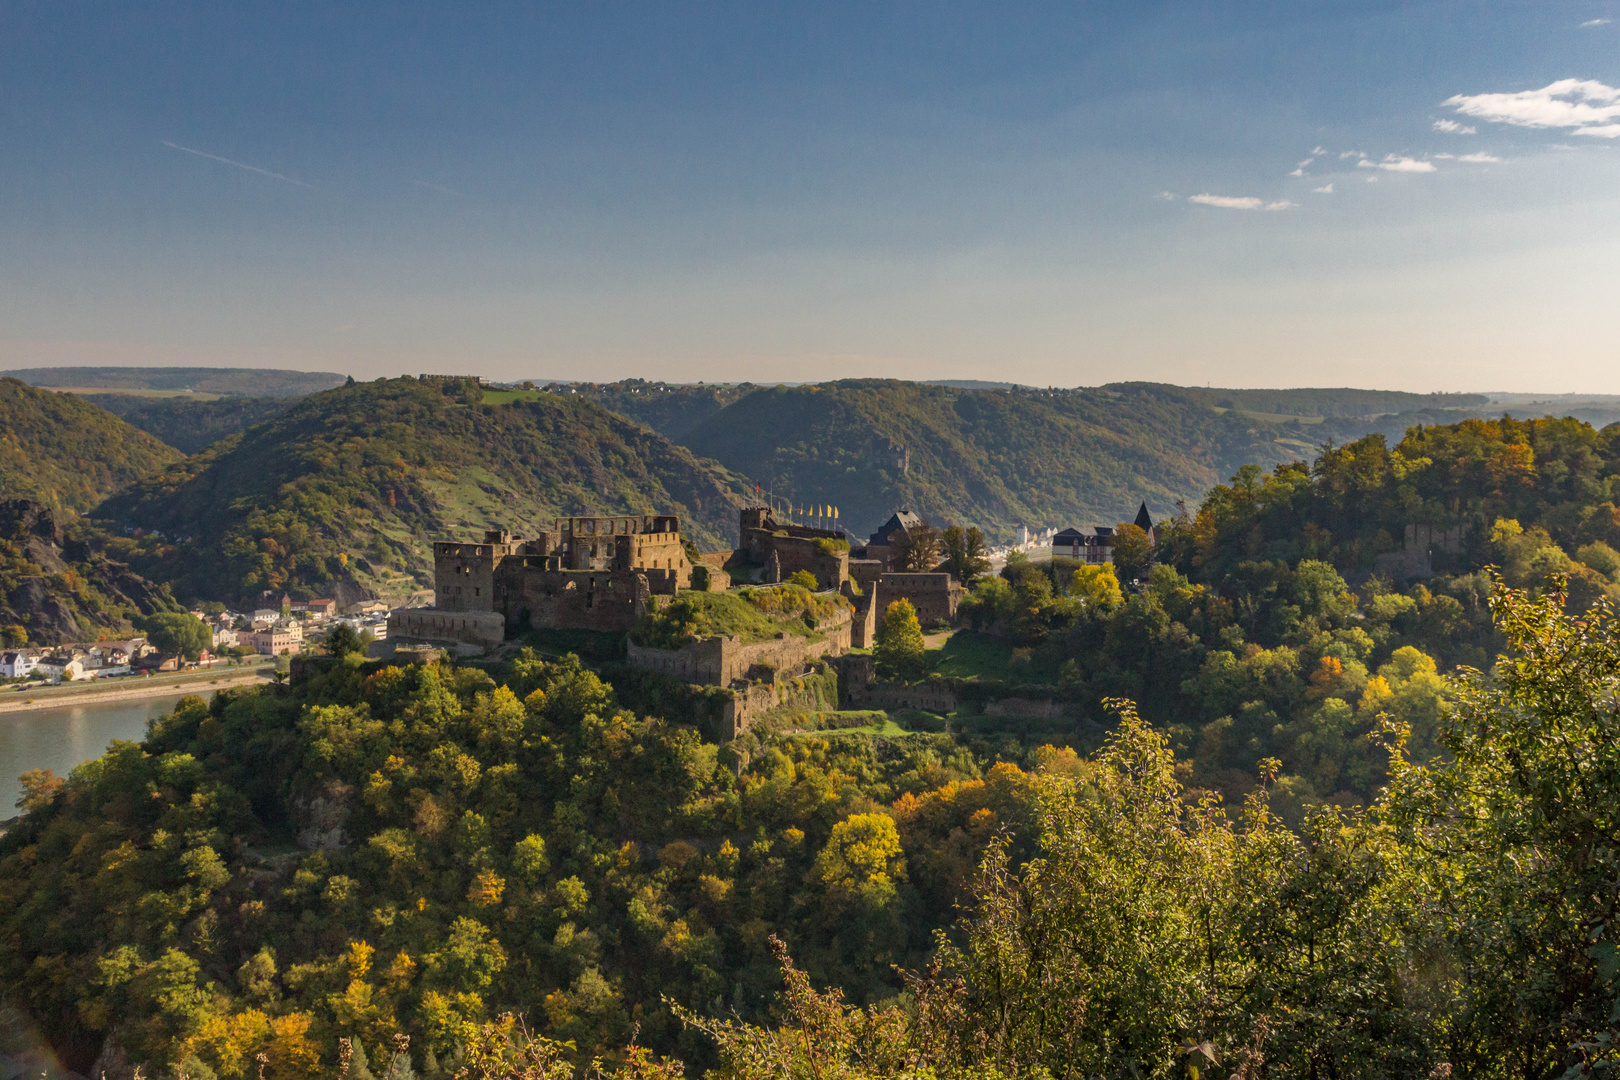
[2,2,1618,391]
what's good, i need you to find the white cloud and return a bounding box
[1582,18,1612,26]
[1313,183,1334,193]
[1155,191,1177,200]
[1289,168,1305,176]
[1188,194,1296,210]
[1434,153,1456,159]
[1339,150,1364,159]
[1358,154,1437,172]
[1433,119,1478,134]
[1456,151,1502,163]
[1444,78,1620,138]
[1296,157,1315,168]
[1189,193,1265,209]
[1312,145,1326,154]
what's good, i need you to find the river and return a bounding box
[0,694,189,814]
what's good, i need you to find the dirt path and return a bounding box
[0,666,275,714]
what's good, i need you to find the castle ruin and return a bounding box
[390,514,700,646]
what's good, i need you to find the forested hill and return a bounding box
[81,394,294,454]
[546,380,750,440]
[673,380,1317,541]
[1,366,344,397]
[96,377,749,605]
[0,378,182,515]
[1122,382,1490,418]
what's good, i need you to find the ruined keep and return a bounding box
[391,515,698,646]
[736,507,851,590]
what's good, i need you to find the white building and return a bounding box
[35,656,88,683]
[1,650,40,678]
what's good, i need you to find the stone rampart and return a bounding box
[388,608,506,649]
[626,605,852,686]
[877,572,964,626]
[846,679,958,713]
[502,569,655,633]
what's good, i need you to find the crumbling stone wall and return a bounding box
[877,572,964,626]
[625,604,853,686]
[388,608,506,648]
[738,507,850,590]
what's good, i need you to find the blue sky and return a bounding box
[2,2,1618,390]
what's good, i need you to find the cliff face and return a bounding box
[0,500,176,645]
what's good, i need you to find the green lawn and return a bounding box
[927,629,1022,680]
[480,388,550,405]
[785,712,912,739]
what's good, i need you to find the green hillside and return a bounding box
[548,380,749,440]
[0,499,178,645]
[675,379,1318,541]
[2,366,344,397]
[81,394,295,454]
[96,377,749,605]
[1121,382,1489,418]
[0,379,183,516]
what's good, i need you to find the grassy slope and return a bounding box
[0,379,183,515]
[677,380,1314,542]
[96,377,749,604]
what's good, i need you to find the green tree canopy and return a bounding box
[144,612,212,660]
[874,598,925,681]
[940,525,991,586]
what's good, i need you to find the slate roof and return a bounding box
[868,510,926,546]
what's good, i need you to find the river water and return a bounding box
[0,694,189,815]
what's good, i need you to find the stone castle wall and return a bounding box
[388,608,506,648]
[877,572,964,626]
[626,604,852,687]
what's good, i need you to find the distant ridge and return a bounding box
[924,379,1032,390]
[1,366,345,398]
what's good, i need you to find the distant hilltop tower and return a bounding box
[1015,523,1029,546]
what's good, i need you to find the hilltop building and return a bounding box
[1052,502,1155,565]
[390,514,702,647]
[736,507,851,590]
[857,510,926,572]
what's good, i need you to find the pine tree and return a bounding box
[348,1040,376,1080]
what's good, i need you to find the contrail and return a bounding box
[413,179,461,195]
[160,140,312,188]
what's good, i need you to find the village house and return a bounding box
[291,598,338,620]
[1,650,41,679]
[35,655,88,683]
[1052,503,1154,565]
[242,624,304,656]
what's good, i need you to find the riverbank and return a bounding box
[0,666,275,714]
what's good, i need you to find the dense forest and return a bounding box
[4,414,1620,1077]
[83,396,295,455]
[1,584,1614,1078]
[94,377,749,606]
[0,379,181,517]
[673,380,1318,542]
